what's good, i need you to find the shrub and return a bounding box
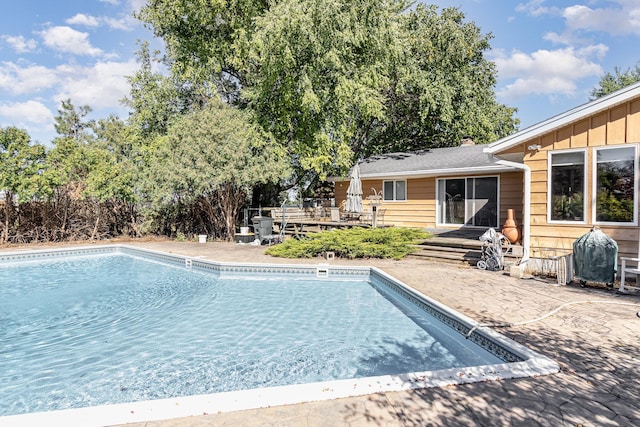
[265,227,430,259]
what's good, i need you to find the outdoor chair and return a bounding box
[359,208,373,224]
[619,257,640,293]
[260,220,287,246]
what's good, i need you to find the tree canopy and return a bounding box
[144,100,289,239]
[590,62,640,99]
[138,0,519,179]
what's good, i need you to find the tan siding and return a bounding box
[530,181,547,194]
[499,172,524,225]
[629,99,640,141]
[529,225,639,260]
[527,157,547,173]
[555,126,572,149]
[572,119,589,147]
[529,192,547,205]
[517,98,640,259]
[338,174,525,229]
[589,112,608,146]
[608,104,627,144]
[358,178,436,228]
[540,133,555,150]
[531,170,547,183]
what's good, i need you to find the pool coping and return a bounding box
[1,244,559,427]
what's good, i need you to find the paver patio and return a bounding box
[3,240,639,426]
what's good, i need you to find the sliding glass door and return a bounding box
[437,177,498,227]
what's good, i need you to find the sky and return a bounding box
[1,0,639,146]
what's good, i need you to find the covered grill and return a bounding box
[573,227,618,287]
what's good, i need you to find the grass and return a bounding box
[265,227,431,260]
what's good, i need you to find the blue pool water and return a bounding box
[0,252,502,416]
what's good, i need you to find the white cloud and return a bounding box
[518,1,640,37]
[0,58,138,110]
[100,0,121,5]
[0,62,60,95]
[493,46,606,99]
[129,0,147,13]
[1,35,37,53]
[563,3,640,36]
[39,26,103,56]
[515,0,557,17]
[53,59,139,110]
[0,100,55,126]
[66,14,101,28]
[102,16,137,31]
[0,100,56,144]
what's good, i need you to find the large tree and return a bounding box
[367,5,518,154]
[590,62,640,99]
[144,100,289,240]
[138,0,518,180]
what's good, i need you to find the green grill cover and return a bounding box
[573,228,618,284]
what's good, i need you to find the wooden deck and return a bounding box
[273,218,372,238]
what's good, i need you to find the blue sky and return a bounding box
[1,0,639,146]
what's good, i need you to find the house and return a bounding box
[334,81,640,272]
[334,141,523,231]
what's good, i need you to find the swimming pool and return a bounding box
[0,245,558,426]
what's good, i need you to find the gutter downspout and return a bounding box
[495,159,531,269]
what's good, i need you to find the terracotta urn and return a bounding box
[501,208,520,243]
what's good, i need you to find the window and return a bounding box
[549,151,585,221]
[383,180,406,201]
[594,146,636,224]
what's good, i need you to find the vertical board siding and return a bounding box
[522,99,640,259]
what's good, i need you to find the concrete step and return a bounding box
[422,236,488,248]
[408,248,482,265]
[409,241,521,267]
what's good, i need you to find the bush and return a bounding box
[265,227,430,260]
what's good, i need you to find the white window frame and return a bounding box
[382,180,407,201]
[547,148,587,224]
[592,144,638,226]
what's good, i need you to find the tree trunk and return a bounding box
[2,191,12,244]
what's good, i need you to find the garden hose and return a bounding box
[466,300,640,338]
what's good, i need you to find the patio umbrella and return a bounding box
[345,164,363,213]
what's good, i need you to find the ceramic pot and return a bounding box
[501,209,520,243]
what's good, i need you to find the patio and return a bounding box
[108,240,640,427]
[3,240,638,426]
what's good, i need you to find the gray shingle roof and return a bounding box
[357,144,507,178]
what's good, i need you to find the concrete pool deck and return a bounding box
[4,240,640,426]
